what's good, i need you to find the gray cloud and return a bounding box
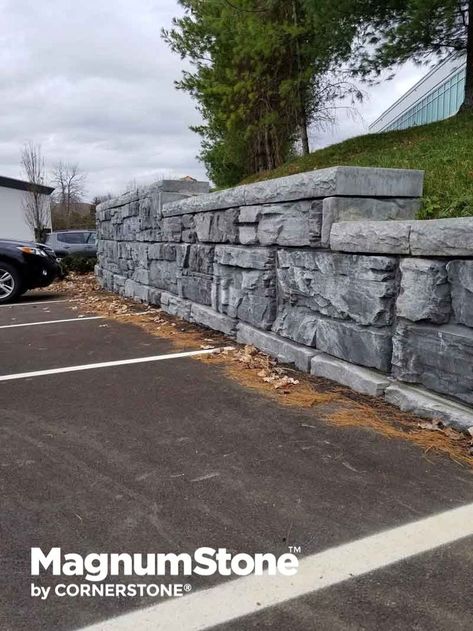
[0,0,204,197]
[0,0,427,198]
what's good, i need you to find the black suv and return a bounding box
[0,239,62,304]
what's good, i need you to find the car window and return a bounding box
[87,232,97,244]
[57,232,89,244]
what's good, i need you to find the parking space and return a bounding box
[1,294,473,630]
[0,315,176,377]
[0,299,79,324]
[0,290,70,306]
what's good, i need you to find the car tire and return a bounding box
[0,262,23,304]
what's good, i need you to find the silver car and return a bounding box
[45,230,97,258]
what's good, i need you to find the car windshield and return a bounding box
[87,232,97,244]
[57,232,89,244]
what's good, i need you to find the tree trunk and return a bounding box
[292,0,310,154]
[264,127,273,171]
[460,0,473,111]
[300,106,310,155]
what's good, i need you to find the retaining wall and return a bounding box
[96,167,473,431]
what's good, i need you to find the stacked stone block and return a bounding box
[96,168,473,430]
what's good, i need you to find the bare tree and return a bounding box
[51,161,87,219]
[21,142,50,242]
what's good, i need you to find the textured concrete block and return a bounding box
[255,201,322,247]
[392,322,473,405]
[120,216,140,241]
[111,201,139,223]
[148,288,161,306]
[95,266,108,289]
[272,305,318,347]
[321,196,420,247]
[123,279,150,303]
[385,383,473,432]
[113,273,126,290]
[148,243,190,293]
[136,196,153,230]
[277,250,397,327]
[160,292,192,320]
[149,259,179,294]
[187,244,214,274]
[148,243,185,262]
[244,167,424,206]
[181,214,197,243]
[311,353,389,396]
[316,319,393,372]
[194,209,239,243]
[212,264,277,330]
[237,323,319,372]
[410,217,473,256]
[138,193,162,231]
[238,206,260,223]
[447,260,473,327]
[132,243,149,269]
[190,303,237,336]
[397,258,451,324]
[330,220,411,254]
[163,185,247,216]
[132,268,150,285]
[161,217,182,242]
[118,241,134,261]
[239,225,258,245]
[214,245,274,270]
[179,274,213,306]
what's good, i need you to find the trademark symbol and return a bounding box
[288,546,301,554]
[184,583,192,592]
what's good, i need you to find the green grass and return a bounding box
[242,112,473,218]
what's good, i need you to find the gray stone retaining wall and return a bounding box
[96,167,473,431]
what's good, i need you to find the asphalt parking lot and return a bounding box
[1,292,473,631]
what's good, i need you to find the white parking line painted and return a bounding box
[0,298,76,308]
[0,316,104,330]
[0,347,234,382]
[80,501,473,631]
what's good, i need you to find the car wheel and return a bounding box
[0,262,23,304]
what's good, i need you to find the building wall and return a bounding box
[96,167,473,430]
[370,55,466,133]
[0,186,52,241]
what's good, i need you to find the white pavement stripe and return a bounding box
[0,316,104,329]
[0,347,234,382]
[0,299,75,308]
[80,502,473,631]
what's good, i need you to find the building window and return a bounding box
[382,66,466,132]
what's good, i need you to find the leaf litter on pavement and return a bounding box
[40,273,473,468]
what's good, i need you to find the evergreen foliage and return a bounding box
[163,0,359,187]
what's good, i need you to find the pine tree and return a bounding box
[163,1,357,186]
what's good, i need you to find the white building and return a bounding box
[370,54,466,133]
[0,175,54,242]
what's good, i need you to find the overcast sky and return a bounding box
[0,0,427,199]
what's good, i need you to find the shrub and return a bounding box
[61,255,97,275]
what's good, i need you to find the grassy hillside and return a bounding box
[242,112,473,218]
